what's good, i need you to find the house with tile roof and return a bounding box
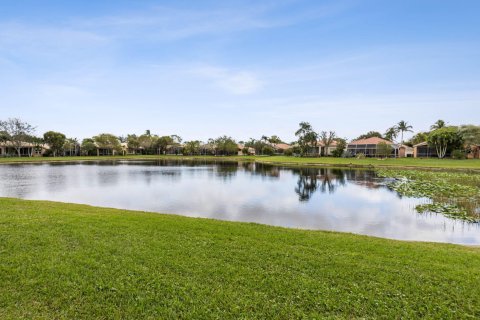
[346,137,395,157]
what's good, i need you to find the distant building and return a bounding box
[237,144,255,155]
[398,144,414,158]
[346,137,394,157]
[413,142,439,158]
[0,141,49,157]
[273,143,291,154]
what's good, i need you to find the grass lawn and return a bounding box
[1,198,479,319]
[0,154,479,170]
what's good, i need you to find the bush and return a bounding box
[261,145,275,156]
[284,149,293,156]
[356,153,365,159]
[451,150,466,160]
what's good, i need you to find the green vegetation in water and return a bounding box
[376,169,480,221]
[1,198,480,319]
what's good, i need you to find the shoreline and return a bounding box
[1,155,480,171]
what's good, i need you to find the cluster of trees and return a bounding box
[293,122,346,157]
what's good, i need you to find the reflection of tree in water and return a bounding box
[294,168,347,201]
[295,171,319,201]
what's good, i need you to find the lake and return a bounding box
[0,160,478,244]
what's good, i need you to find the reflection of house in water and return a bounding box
[241,163,281,178]
[343,170,383,190]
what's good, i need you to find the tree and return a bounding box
[261,145,275,156]
[138,133,158,154]
[81,138,97,156]
[126,134,140,152]
[0,130,9,143]
[331,138,347,157]
[295,122,318,156]
[0,118,36,157]
[384,126,399,142]
[63,138,78,156]
[93,133,122,155]
[320,131,336,156]
[355,131,383,141]
[183,140,202,155]
[409,132,429,146]
[245,138,268,155]
[431,120,446,130]
[397,120,413,145]
[427,127,463,159]
[43,131,66,157]
[214,136,238,155]
[458,125,480,146]
[376,142,392,158]
[155,136,174,154]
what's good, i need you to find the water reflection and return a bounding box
[0,160,479,244]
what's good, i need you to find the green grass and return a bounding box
[1,154,480,170]
[1,198,479,319]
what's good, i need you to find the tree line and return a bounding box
[1,117,479,159]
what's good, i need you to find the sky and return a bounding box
[0,0,479,142]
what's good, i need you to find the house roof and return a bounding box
[274,143,291,150]
[349,137,393,145]
[413,141,428,147]
[317,140,338,147]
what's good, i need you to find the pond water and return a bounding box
[0,160,478,244]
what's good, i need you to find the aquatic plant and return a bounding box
[377,169,480,222]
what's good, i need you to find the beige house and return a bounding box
[317,140,338,156]
[237,144,255,155]
[398,145,414,158]
[0,141,49,157]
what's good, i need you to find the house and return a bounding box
[317,140,338,156]
[413,142,439,158]
[0,141,49,157]
[346,137,394,157]
[398,145,414,158]
[165,144,183,155]
[273,143,291,154]
[237,144,255,155]
[467,145,480,159]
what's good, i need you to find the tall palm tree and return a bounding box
[430,120,446,130]
[397,120,413,145]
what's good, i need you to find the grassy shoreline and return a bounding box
[1,197,479,319]
[1,154,480,170]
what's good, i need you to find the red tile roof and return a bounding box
[349,137,393,145]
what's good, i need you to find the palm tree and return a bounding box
[397,120,413,145]
[384,126,399,142]
[384,126,399,157]
[430,120,446,130]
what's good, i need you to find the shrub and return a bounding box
[261,145,275,156]
[452,149,466,160]
[284,149,293,156]
[356,153,365,159]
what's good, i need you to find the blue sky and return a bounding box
[0,0,479,142]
